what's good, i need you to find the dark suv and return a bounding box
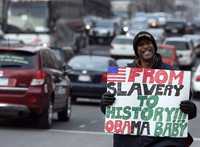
[0,45,71,129]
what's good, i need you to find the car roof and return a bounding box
[0,44,49,53]
[164,37,192,42]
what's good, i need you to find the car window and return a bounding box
[95,21,113,28]
[158,48,173,57]
[113,38,132,45]
[166,21,185,28]
[165,41,189,50]
[41,50,51,68]
[68,56,109,72]
[0,51,37,69]
[117,59,133,67]
[49,51,62,70]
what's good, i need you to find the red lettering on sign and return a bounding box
[128,68,142,82]
[105,120,132,134]
[155,70,168,84]
[105,120,114,133]
[143,68,155,83]
[169,70,184,85]
[115,120,123,134]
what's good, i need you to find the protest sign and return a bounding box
[104,67,191,138]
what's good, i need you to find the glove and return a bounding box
[102,92,116,106]
[180,100,197,119]
[100,92,116,114]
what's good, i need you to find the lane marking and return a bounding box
[194,138,200,142]
[79,124,86,128]
[90,120,97,124]
[49,129,200,142]
[49,129,112,136]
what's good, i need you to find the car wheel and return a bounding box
[37,100,53,129]
[58,96,71,121]
[71,96,77,104]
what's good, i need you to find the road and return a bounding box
[0,97,199,147]
[0,47,199,147]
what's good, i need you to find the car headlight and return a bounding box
[85,24,91,30]
[123,26,128,32]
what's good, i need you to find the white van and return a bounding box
[163,37,196,67]
[110,35,134,58]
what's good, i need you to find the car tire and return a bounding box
[58,97,71,121]
[71,96,77,104]
[37,100,53,129]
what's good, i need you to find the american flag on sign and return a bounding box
[107,67,126,82]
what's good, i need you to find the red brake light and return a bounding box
[31,70,46,86]
[35,70,46,79]
[101,72,107,82]
[196,75,200,81]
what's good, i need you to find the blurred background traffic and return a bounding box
[0,0,200,146]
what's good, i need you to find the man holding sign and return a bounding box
[101,31,196,147]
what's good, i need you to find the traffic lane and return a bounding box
[52,102,105,132]
[79,45,111,56]
[0,128,112,147]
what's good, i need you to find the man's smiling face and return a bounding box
[137,38,155,61]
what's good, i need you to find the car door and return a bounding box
[49,51,69,109]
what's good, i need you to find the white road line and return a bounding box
[49,129,200,142]
[90,120,97,124]
[79,124,86,128]
[194,138,200,142]
[49,129,112,136]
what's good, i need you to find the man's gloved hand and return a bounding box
[102,92,116,106]
[180,100,197,119]
[100,92,116,114]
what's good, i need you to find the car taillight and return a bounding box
[101,72,107,83]
[31,70,46,86]
[196,75,200,81]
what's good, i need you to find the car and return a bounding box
[110,35,134,58]
[88,19,117,44]
[66,55,116,103]
[116,59,133,67]
[157,44,179,68]
[183,34,200,56]
[51,47,74,64]
[0,45,71,129]
[163,37,196,68]
[192,64,200,97]
[164,19,187,36]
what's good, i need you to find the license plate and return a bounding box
[172,29,177,33]
[78,75,91,82]
[0,78,8,86]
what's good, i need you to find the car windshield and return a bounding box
[117,59,133,67]
[95,21,113,28]
[165,41,189,50]
[7,2,49,33]
[68,56,109,72]
[113,38,132,45]
[166,21,185,28]
[158,48,173,58]
[0,51,37,69]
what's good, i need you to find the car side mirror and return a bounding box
[64,64,72,74]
